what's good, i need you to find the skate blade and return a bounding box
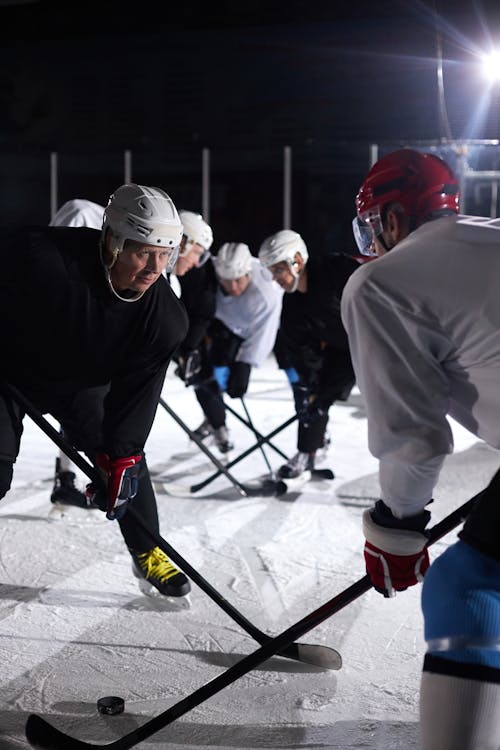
[136,577,192,608]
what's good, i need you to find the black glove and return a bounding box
[226,361,251,398]
[292,382,326,425]
[209,319,244,365]
[297,343,323,374]
[174,349,202,386]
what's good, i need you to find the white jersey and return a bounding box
[341,214,500,517]
[50,199,105,229]
[215,257,283,367]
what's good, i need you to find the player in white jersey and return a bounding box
[341,149,500,750]
[193,242,283,453]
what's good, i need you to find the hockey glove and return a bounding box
[87,453,142,521]
[174,348,202,386]
[213,365,230,391]
[209,319,244,365]
[226,362,251,398]
[284,367,300,385]
[363,500,431,598]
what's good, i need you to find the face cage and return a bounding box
[352,210,384,256]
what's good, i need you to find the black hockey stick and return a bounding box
[224,398,289,460]
[159,396,292,495]
[25,489,480,750]
[240,396,275,475]
[224,399,335,482]
[1,381,338,669]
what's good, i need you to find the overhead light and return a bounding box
[481,51,500,83]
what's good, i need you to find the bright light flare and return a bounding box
[481,51,500,83]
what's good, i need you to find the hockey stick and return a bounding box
[159,396,293,495]
[1,381,338,670]
[240,396,275,475]
[25,489,480,750]
[224,399,289,460]
[160,397,287,497]
[224,399,335,483]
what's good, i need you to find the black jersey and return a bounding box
[278,253,360,394]
[176,259,217,353]
[1,225,188,456]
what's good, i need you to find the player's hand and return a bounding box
[226,362,251,398]
[174,349,202,386]
[87,453,142,520]
[363,500,431,597]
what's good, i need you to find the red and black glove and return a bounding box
[87,453,142,520]
[362,500,431,598]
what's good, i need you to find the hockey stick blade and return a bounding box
[26,714,107,750]
[312,468,335,480]
[278,640,342,670]
[161,477,287,498]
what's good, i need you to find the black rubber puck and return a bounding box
[97,696,125,715]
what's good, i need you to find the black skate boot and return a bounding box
[131,547,191,597]
[277,451,315,479]
[51,469,96,508]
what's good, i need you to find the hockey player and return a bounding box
[49,198,106,509]
[169,210,217,392]
[192,242,283,453]
[258,230,360,479]
[0,184,191,598]
[341,149,500,750]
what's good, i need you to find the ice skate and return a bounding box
[131,546,191,598]
[192,418,214,441]
[214,425,234,453]
[49,470,100,519]
[277,451,315,479]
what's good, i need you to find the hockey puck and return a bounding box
[97,696,125,715]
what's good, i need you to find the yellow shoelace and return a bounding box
[136,548,180,582]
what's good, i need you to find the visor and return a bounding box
[164,245,181,273]
[352,216,376,256]
[353,205,386,256]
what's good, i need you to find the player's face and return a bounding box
[219,274,250,296]
[268,261,296,292]
[175,241,206,276]
[111,240,175,292]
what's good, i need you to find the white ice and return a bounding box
[0,357,496,749]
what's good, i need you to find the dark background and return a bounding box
[1,0,500,252]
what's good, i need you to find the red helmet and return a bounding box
[356,149,460,227]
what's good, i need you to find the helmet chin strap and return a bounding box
[99,240,145,303]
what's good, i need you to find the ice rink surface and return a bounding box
[0,357,497,749]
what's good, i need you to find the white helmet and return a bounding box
[213,242,253,280]
[178,210,213,256]
[258,229,308,268]
[50,199,105,229]
[103,184,183,262]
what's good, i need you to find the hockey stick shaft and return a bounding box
[159,395,294,491]
[239,397,275,474]
[2,382,329,666]
[160,396,260,497]
[223,399,289,460]
[25,489,480,750]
